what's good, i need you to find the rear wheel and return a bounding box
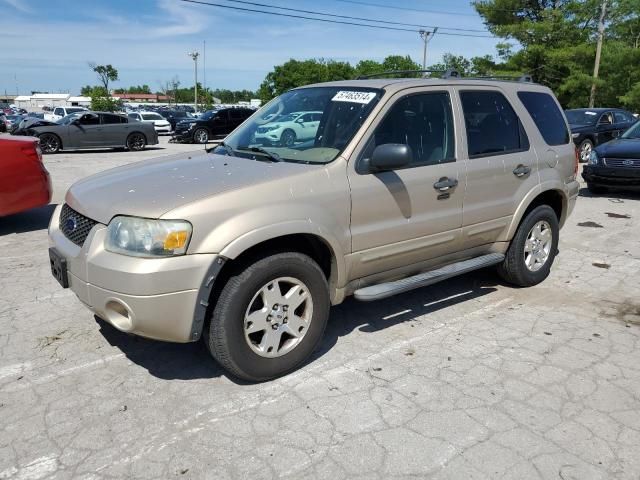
[205,252,330,382]
[498,205,559,287]
[578,139,593,163]
[193,128,209,144]
[126,133,146,151]
[39,133,61,153]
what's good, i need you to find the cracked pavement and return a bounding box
[1,136,639,479]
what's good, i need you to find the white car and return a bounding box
[128,111,172,134]
[45,106,88,122]
[254,111,322,146]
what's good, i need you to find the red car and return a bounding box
[0,136,52,216]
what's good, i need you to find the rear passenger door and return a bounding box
[100,113,127,146]
[456,87,536,249]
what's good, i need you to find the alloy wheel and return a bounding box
[243,277,313,358]
[524,220,553,272]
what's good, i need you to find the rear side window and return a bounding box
[460,90,529,158]
[517,91,569,146]
[614,110,633,123]
[101,114,125,124]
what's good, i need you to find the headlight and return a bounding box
[263,125,280,132]
[571,132,580,138]
[105,216,192,257]
[588,150,599,166]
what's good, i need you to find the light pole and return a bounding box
[188,51,199,112]
[419,28,438,71]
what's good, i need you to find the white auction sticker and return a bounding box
[332,91,377,104]
[585,111,597,115]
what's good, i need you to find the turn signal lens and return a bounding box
[164,230,189,250]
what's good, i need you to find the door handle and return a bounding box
[513,164,531,177]
[433,177,458,191]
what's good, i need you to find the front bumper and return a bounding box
[582,165,640,187]
[172,129,194,142]
[48,205,217,342]
[154,125,172,134]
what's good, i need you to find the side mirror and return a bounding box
[369,144,412,172]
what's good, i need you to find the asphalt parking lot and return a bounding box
[1,136,639,480]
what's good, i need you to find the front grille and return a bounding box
[59,204,98,247]
[604,157,640,169]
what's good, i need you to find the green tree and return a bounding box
[89,63,119,93]
[84,86,121,112]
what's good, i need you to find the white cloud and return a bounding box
[3,0,32,13]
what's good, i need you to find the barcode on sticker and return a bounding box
[332,91,377,104]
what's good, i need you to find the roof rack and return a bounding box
[355,70,533,83]
[356,69,460,80]
[462,74,533,83]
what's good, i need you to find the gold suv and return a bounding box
[49,74,580,381]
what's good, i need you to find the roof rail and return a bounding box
[462,74,534,83]
[355,69,459,80]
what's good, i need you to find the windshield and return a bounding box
[221,87,383,164]
[142,113,163,120]
[621,121,640,139]
[200,110,217,121]
[58,113,82,125]
[565,110,599,125]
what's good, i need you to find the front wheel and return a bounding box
[280,129,296,147]
[578,139,593,163]
[39,133,61,153]
[126,133,146,151]
[205,252,330,382]
[193,128,209,144]
[498,205,559,287]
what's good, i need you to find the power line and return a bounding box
[221,0,489,34]
[332,0,528,16]
[178,0,497,38]
[333,0,479,17]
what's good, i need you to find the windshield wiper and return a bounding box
[236,146,282,162]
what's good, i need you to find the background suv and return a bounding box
[48,76,578,382]
[254,111,322,146]
[173,107,254,143]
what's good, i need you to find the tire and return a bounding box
[280,129,296,147]
[498,205,559,287]
[205,252,330,382]
[39,133,61,153]
[126,132,146,151]
[193,128,209,144]
[578,139,593,163]
[587,183,607,194]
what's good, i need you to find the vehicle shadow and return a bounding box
[95,267,501,384]
[61,147,165,154]
[0,203,58,235]
[579,187,640,200]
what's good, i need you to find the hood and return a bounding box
[65,152,315,224]
[595,138,640,159]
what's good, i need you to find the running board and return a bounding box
[353,253,505,302]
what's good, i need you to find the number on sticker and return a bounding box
[332,91,377,104]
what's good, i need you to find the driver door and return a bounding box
[347,88,463,279]
[71,113,102,147]
[596,112,616,144]
[296,112,320,140]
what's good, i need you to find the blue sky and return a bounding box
[0,0,501,96]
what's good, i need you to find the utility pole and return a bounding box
[589,0,607,108]
[203,40,206,95]
[419,27,438,71]
[188,51,199,112]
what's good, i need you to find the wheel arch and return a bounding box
[504,187,567,241]
[190,231,343,342]
[38,131,63,151]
